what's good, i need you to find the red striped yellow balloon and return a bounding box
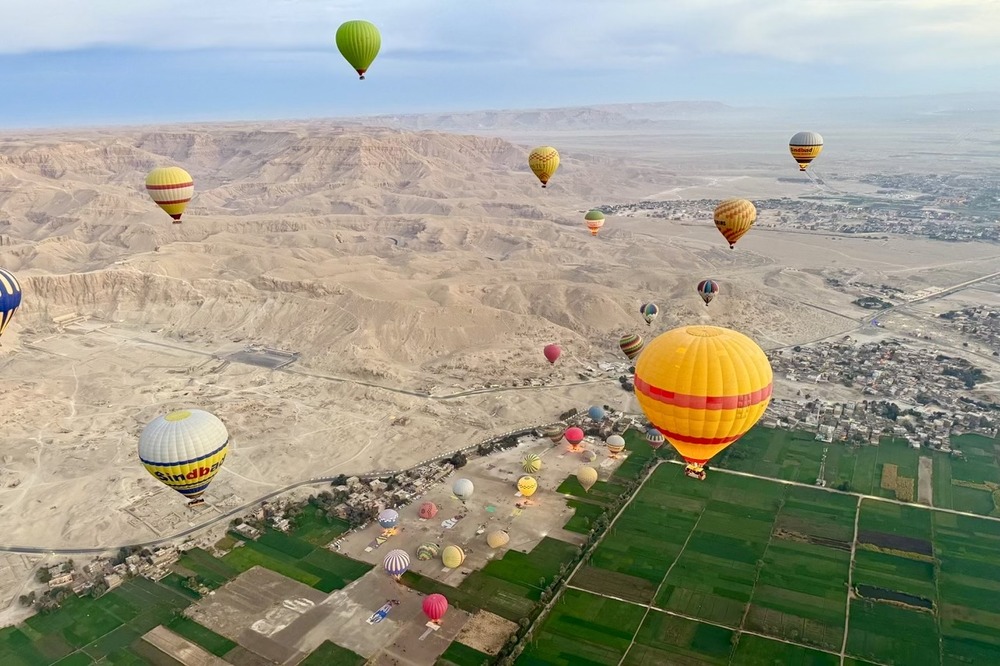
[146,166,194,224]
[713,199,756,249]
[633,325,772,475]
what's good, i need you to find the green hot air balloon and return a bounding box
[336,20,382,80]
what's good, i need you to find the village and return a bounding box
[764,338,999,450]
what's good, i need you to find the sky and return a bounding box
[0,0,998,128]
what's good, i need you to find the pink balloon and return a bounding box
[543,344,562,364]
[565,427,585,445]
[422,593,448,622]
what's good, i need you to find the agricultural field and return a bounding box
[523,460,1000,666]
[718,428,1000,514]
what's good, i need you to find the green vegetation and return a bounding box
[437,641,492,666]
[621,612,733,665]
[164,616,236,657]
[223,529,373,593]
[299,640,367,665]
[932,433,1000,515]
[732,634,839,665]
[518,588,647,665]
[716,428,824,483]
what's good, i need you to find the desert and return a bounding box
[1,106,998,560]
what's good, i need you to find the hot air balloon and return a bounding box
[517,476,538,497]
[417,542,440,561]
[442,545,465,569]
[584,210,605,236]
[582,450,597,463]
[138,409,229,506]
[564,427,585,450]
[640,303,659,326]
[487,530,510,549]
[521,454,542,474]
[335,20,381,80]
[453,478,474,501]
[377,509,399,529]
[383,549,410,579]
[0,268,23,342]
[576,466,598,492]
[789,131,824,171]
[606,435,626,457]
[543,344,562,365]
[645,428,665,450]
[422,593,448,623]
[543,424,566,444]
[697,279,719,306]
[588,406,606,422]
[145,167,194,224]
[528,146,560,188]
[418,502,438,519]
[619,333,644,361]
[713,199,757,249]
[634,325,773,480]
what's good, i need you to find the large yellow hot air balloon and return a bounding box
[138,409,230,505]
[145,167,194,224]
[517,475,538,497]
[713,199,757,249]
[789,131,824,171]
[576,466,598,492]
[633,325,773,480]
[528,146,560,188]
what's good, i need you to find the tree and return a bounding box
[35,568,52,584]
[450,453,468,468]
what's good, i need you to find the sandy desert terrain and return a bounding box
[0,109,998,557]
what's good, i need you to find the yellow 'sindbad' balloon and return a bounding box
[789,131,824,171]
[713,198,757,249]
[486,530,510,549]
[517,475,538,497]
[442,545,465,568]
[528,146,560,188]
[145,167,194,224]
[633,325,772,478]
[137,409,229,504]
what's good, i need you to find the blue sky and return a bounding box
[1,0,997,128]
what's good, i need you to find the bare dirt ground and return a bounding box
[918,456,934,507]
[455,610,517,655]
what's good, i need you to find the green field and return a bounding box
[299,640,366,665]
[720,428,1000,515]
[523,456,1000,666]
[437,641,492,666]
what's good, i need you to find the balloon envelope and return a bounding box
[713,199,757,249]
[619,333,644,361]
[606,435,625,453]
[543,344,562,364]
[646,428,665,450]
[138,409,229,501]
[588,406,606,421]
[517,475,538,497]
[543,424,566,443]
[0,268,23,340]
[423,593,448,622]
[336,20,381,79]
[442,545,465,568]
[633,325,773,471]
[576,466,598,492]
[789,131,824,171]
[584,210,605,236]
[383,549,410,577]
[697,279,719,305]
[145,167,194,223]
[521,454,542,474]
[417,542,440,560]
[564,427,585,446]
[528,146,560,187]
[377,509,399,529]
[418,502,438,519]
[640,303,659,325]
[487,530,510,549]
[453,478,474,500]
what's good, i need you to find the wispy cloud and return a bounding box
[2,0,997,73]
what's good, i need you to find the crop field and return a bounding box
[524,461,1000,666]
[720,429,1000,516]
[223,528,373,593]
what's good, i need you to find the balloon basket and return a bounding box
[683,466,707,481]
[187,498,206,507]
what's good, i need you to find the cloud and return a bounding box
[1,0,997,74]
